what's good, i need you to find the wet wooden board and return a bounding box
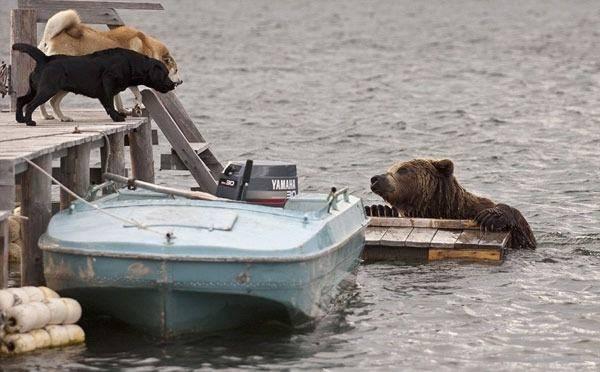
[405,227,437,248]
[370,216,479,230]
[454,229,483,250]
[380,227,413,247]
[430,229,462,249]
[428,249,502,261]
[364,216,509,263]
[364,227,389,247]
[0,110,146,172]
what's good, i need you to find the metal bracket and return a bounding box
[85,181,116,201]
[326,187,350,213]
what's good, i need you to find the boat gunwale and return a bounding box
[40,225,368,263]
[75,192,363,223]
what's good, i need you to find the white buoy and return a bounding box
[4,302,51,333]
[64,324,85,344]
[45,298,68,325]
[1,333,37,354]
[38,286,60,300]
[30,328,52,349]
[61,298,82,324]
[5,288,29,305]
[45,325,71,347]
[22,287,45,302]
[0,290,16,311]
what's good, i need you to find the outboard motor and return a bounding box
[216,160,298,207]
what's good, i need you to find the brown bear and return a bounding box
[370,159,536,249]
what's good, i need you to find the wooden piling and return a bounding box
[101,132,126,176]
[128,119,155,183]
[1,211,10,288]
[0,159,15,212]
[21,154,52,286]
[10,8,37,112]
[0,160,16,288]
[59,143,91,209]
[100,132,126,194]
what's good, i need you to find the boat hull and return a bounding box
[43,227,365,337]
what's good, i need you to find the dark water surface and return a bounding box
[1,0,599,370]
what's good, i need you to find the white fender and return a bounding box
[64,324,85,344]
[45,298,68,325]
[0,290,16,311]
[61,298,82,324]
[6,288,29,305]
[22,286,45,302]
[1,333,37,354]
[39,286,60,300]
[5,302,51,333]
[30,328,52,349]
[45,325,70,347]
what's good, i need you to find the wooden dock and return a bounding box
[363,208,510,263]
[0,109,154,287]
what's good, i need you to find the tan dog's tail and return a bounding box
[38,9,81,52]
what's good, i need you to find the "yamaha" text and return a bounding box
[271,179,297,191]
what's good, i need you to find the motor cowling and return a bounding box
[216,160,298,207]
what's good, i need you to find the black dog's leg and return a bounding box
[101,74,126,122]
[16,86,36,123]
[99,96,126,122]
[23,87,58,126]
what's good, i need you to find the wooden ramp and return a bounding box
[141,90,223,194]
[363,205,509,263]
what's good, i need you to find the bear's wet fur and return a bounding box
[370,159,536,249]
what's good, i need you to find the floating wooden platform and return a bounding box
[363,215,509,263]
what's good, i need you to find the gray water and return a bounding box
[1,0,599,370]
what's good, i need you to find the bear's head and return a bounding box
[370,159,455,217]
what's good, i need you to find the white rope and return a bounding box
[20,156,165,237]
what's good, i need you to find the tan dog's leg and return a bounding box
[50,91,73,122]
[40,102,54,120]
[129,86,143,116]
[115,94,127,115]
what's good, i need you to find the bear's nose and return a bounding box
[370,176,380,185]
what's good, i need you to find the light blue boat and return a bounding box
[39,189,368,337]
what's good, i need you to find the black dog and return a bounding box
[12,43,176,126]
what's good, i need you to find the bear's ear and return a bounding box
[432,159,454,177]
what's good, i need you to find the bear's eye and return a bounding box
[397,168,411,175]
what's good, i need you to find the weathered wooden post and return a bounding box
[128,117,155,183]
[101,132,126,194]
[59,143,91,209]
[101,132,126,176]
[10,8,37,111]
[21,154,52,286]
[0,159,15,288]
[1,213,8,288]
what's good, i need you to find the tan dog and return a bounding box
[38,9,182,121]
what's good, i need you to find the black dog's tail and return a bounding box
[12,43,48,66]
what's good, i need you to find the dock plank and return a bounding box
[478,231,510,248]
[405,227,437,248]
[430,229,462,249]
[369,216,479,230]
[454,230,483,249]
[0,110,146,172]
[365,227,389,246]
[380,227,413,247]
